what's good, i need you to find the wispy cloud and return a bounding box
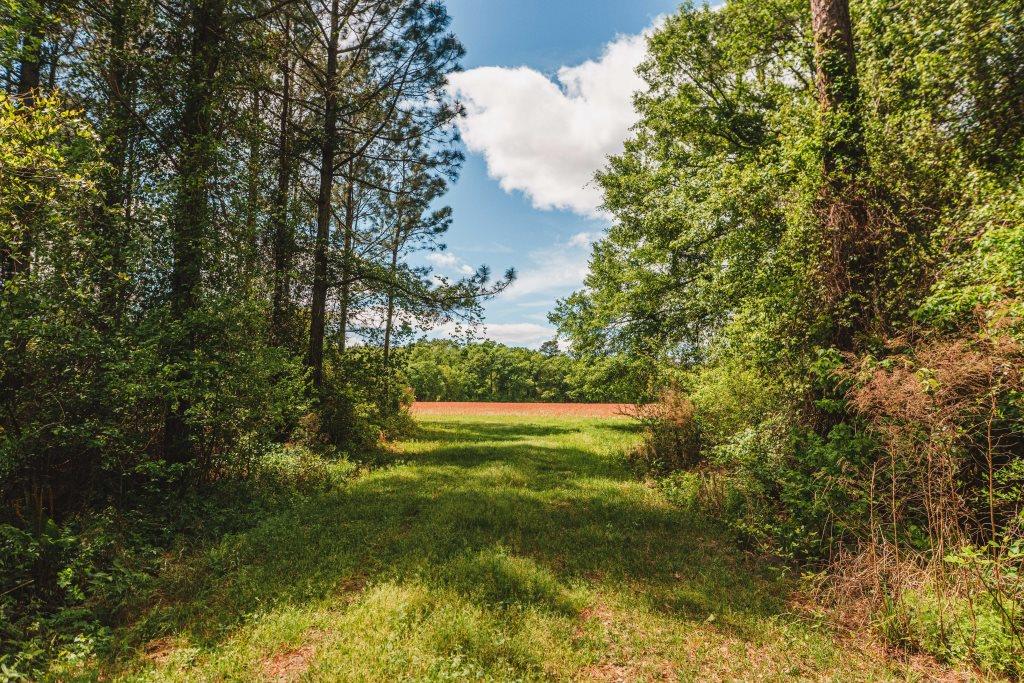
[448,22,657,218]
[502,231,595,301]
[430,321,556,349]
[426,251,475,275]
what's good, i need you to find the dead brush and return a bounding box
[823,328,1024,672]
[626,388,703,475]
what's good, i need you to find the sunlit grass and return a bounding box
[83,414,919,681]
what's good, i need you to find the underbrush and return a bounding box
[633,332,1024,678]
[0,445,360,681]
[818,543,1024,679]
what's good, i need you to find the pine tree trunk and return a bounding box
[382,239,399,367]
[337,158,355,353]
[270,17,293,344]
[98,0,136,325]
[17,21,42,105]
[243,89,262,275]
[307,0,342,390]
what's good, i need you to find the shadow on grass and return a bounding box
[121,418,785,658]
[412,421,583,443]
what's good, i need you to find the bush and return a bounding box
[0,511,158,680]
[254,446,356,499]
[627,389,703,476]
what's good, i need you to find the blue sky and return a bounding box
[420,0,680,348]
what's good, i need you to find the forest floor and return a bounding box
[91,412,965,681]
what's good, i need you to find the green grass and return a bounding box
[77,414,931,681]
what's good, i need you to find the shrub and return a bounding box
[255,446,356,499]
[627,389,703,476]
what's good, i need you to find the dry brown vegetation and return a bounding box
[820,330,1024,670]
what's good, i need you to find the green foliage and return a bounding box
[401,339,653,403]
[157,298,310,476]
[552,0,1024,669]
[878,581,1022,678]
[319,346,409,453]
[706,420,875,561]
[916,179,1024,330]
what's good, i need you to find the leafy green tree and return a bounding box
[554,1,1024,670]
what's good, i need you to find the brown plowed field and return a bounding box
[411,402,635,417]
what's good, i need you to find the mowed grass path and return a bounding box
[103,414,916,681]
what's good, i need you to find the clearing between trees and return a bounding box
[87,412,963,681]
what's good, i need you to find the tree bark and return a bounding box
[811,0,871,350]
[243,89,263,275]
[382,236,399,367]
[270,17,293,344]
[97,0,137,325]
[337,157,355,353]
[307,0,342,390]
[811,0,865,183]
[17,20,43,105]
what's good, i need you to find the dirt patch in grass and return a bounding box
[578,661,678,682]
[578,601,617,634]
[577,663,635,682]
[261,643,316,682]
[411,402,635,417]
[142,638,178,667]
[335,573,367,597]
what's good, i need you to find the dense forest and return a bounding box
[0,0,509,674]
[403,339,653,403]
[0,0,514,485]
[2,0,1023,677]
[553,0,1024,674]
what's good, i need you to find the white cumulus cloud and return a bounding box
[568,231,598,248]
[447,25,655,218]
[481,322,556,348]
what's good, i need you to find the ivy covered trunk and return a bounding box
[811,0,873,350]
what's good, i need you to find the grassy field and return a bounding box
[85,413,951,681]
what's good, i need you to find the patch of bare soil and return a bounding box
[142,637,177,667]
[335,573,367,596]
[577,662,636,682]
[577,602,617,635]
[261,643,316,682]
[577,661,678,682]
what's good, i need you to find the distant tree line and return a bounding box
[401,339,656,404]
